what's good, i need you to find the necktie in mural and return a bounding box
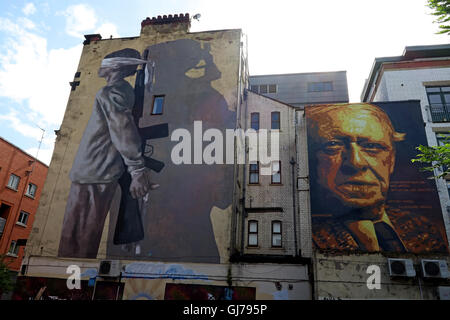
[374,221,407,253]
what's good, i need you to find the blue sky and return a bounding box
[0,0,446,164]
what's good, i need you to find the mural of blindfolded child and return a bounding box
[58,48,161,259]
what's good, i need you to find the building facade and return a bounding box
[249,71,349,108]
[361,44,450,247]
[0,137,48,297]
[15,15,311,300]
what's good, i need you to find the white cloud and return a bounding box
[96,22,120,38]
[22,3,37,16]
[0,17,82,126]
[17,17,36,30]
[26,146,54,166]
[63,4,98,38]
[0,112,44,141]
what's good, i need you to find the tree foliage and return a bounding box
[411,135,450,178]
[0,255,14,296]
[427,0,450,35]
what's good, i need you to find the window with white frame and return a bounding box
[8,240,19,256]
[271,161,281,184]
[7,174,20,190]
[272,221,282,247]
[248,220,258,247]
[26,183,37,198]
[17,211,30,226]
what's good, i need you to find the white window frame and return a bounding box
[17,211,29,227]
[8,240,19,257]
[248,220,258,247]
[7,174,20,190]
[25,183,37,198]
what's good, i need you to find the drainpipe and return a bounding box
[240,88,249,255]
[290,156,298,256]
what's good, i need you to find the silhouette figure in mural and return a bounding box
[58,48,164,259]
[307,103,449,253]
[106,39,236,263]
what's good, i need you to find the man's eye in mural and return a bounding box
[322,140,345,154]
[359,142,388,153]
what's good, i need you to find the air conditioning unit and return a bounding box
[388,258,416,277]
[98,260,121,277]
[421,259,450,278]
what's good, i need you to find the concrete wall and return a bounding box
[18,256,311,300]
[249,71,349,107]
[314,252,450,300]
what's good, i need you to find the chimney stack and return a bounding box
[141,13,191,35]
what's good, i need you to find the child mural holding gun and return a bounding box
[58,48,160,259]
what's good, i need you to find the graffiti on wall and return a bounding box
[164,283,256,300]
[12,277,123,300]
[306,102,449,253]
[58,39,237,263]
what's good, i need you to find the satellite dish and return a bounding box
[193,13,201,21]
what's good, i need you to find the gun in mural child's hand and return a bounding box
[114,51,169,245]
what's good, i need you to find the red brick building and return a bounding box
[0,137,48,274]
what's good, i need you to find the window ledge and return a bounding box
[6,186,18,192]
[248,183,261,186]
[270,183,283,186]
[16,222,27,228]
[24,193,35,199]
[6,253,18,258]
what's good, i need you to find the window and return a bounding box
[436,133,450,173]
[7,174,20,190]
[308,81,333,92]
[17,211,29,226]
[272,221,282,247]
[427,86,450,122]
[249,163,259,184]
[250,113,260,130]
[259,85,268,94]
[271,161,281,184]
[268,84,277,93]
[248,220,258,247]
[271,112,280,130]
[151,95,165,115]
[8,240,19,256]
[250,85,259,93]
[26,183,37,198]
[447,180,450,198]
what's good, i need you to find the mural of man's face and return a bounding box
[310,106,396,209]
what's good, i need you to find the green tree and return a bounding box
[427,0,450,35]
[411,135,450,178]
[0,255,14,297]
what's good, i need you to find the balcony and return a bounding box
[430,104,450,123]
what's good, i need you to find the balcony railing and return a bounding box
[430,104,450,123]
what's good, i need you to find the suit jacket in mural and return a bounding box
[312,206,449,253]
